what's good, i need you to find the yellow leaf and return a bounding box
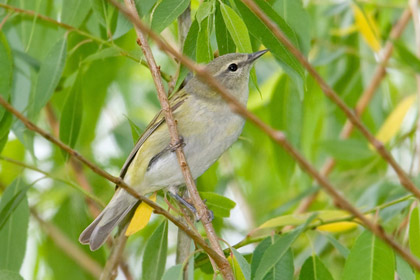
[125,192,157,236]
[317,221,358,233]
[375,94,416,145]
[352,4,381,52]
[228,255,246,280]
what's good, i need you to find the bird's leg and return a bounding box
[169,136,185,152]
[168,186,214,222]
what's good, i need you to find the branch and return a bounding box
[241,0,420,203]
[30,207,103,278]
[296,7,413,213]
[120,1,232,278]
[101,2,420,271]
[0,96,225,268]
[0,3,171,82]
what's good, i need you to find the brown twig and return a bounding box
[101,224,129,280]
[241,0,420,202]
[30,207,103,278]
[101,2,420,271]
[0,96,226,268]
[296,7,413,213]
[120,0,232,278]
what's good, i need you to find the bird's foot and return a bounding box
[169,136,185,152]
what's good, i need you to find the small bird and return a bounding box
[79,50,268,250]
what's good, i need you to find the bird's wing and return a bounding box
[119,94,187,179]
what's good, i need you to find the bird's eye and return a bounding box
[228,63,238,72]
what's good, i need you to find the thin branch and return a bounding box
[30,207,103,278]
[0,3,171,82]
[0,96,225,267]
[120,0,232,279]
[101,224,129,280]
[241,0,420,203]
[102,2,420,271]
[296,7,413,213]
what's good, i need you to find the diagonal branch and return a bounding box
[241,0,420,201]
[104,1,420,271]
[0,96,226,269]
[296,7,413,213]
[119,1,232,278]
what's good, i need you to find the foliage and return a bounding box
[0,0,419,279]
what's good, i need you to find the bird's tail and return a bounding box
[79,189,138,251]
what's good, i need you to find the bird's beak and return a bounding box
[248,49,269,63]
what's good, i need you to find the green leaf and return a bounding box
[251,237,294,280]
[151,0,190,33]
[0,111,12,154]
[162,264,183,280]
[231,248,251,280]
[220,2,252,53]
[125,116,143,144]
[196,16,213,63]
[135,0,158,17]
[59,73,83,150]
[196,2,214,26]
[394,40,420,73]
[324,233,350,258]
[90,0,108,27]
[320,139,374,162]
[234,0,305,98]
[215,2,236,55]
[299,255,333,280]
[396,255,415,280]
[199,192,236,218]
[255,216,314,280]
[142,220,168,280]
[0,31,13,120]
[62,0,91,27]
[0,270,24,280]
[175,20,199,91]
[409,207,420,280]
[0,179,29,272]
[342,230,395,280]
[30,38,67,117]
[272,0,311,56]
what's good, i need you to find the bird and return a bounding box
[79,50,268,251]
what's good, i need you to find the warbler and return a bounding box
[79,50,268,250]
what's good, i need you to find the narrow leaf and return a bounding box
[200,192,236,218]
[59,73,83,150]
[0,179,29,272]
[162,264,183,280]
[90,0,108,27]
[220,2,252,53]
[62,0,91,27]
[126,193,157,236]
[142,220,168,280]
[0,31,13,120]
[409,207,420,280]
[215,2,236,55]
[234,0,305,98]
[196,16,213,63]
[151,0,189,33]
[255,215,314,280]
[342,230,394,280]
[231,248,251,280]
[299,255,334,280]
[375,95,416,145]
[352,4,381,52]
[31,38,67,117]
[394,41,420,73]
